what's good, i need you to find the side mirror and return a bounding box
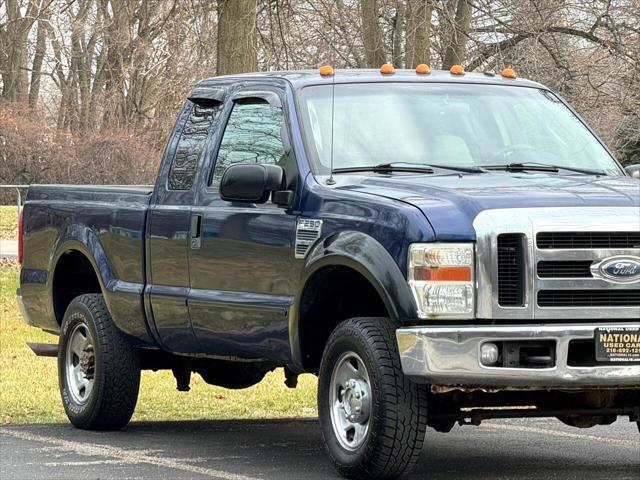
[220,164,284,204]
[624,164,640,179]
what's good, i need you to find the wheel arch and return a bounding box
[51,240,108,325]
[290,230,417,372]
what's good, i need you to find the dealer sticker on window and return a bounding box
[595,327,640,362]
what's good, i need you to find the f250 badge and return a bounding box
[594,256,640,283]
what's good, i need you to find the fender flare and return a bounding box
[289,230,417,370]
[50,226,116,300]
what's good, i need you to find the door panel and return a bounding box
[147,98,223,353]
[147,206,198,352]
[188,206,296,361]
[188,91,299,362]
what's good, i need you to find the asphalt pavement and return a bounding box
[0,240,17,259]
[1,417,638,480]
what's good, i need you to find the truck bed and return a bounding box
[20,184,155,343]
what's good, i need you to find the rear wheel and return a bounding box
[58,294,140,430]
[318,318,428,479]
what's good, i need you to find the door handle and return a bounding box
[190,213,202,249]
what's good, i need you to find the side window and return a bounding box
[210,101,285,185]
[168,100,220,190]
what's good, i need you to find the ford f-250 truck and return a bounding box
[18,66,640,479]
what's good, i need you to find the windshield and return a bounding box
[297,83,621,175]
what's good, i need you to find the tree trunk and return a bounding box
[391,0,405,67]
[443,0,472,69]
[360,0,386,67]
[217,0,258,75]
[405,0,433,68]
[1,0,38,101]
[28,11,48,107]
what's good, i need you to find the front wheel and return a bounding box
[58,294,141,430]
[318,318,428,480]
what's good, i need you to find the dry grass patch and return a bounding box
[0,206,18,240]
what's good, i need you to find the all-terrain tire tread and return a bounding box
[60,294,140,430]
[319,317,428,480]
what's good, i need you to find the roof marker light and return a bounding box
[415,64,431,74]
[319,65,334,76]
[450,65,465,75]
[501,68,517,79]
[380,63,396,74]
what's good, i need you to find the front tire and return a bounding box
[318,318,428,479]
[58,294,140,430]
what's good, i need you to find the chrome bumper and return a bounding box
[396,324,640,389]
[16,288,33,326]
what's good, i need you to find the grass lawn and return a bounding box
[0,262,318,424]
[0,206,18,240]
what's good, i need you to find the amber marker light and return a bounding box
[415,64,431,74]
[450,64,465,75]
[413,266,472,282]
[319,65,334,76]
[501,67,517,79]
[379,63,396,74]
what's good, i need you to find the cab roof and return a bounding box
[195,68,547,92]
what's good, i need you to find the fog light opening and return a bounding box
[481,343,499,366]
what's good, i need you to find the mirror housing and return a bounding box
[220,164,285,204]
[624,164,640,179]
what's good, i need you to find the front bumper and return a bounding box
[396,324,640,389]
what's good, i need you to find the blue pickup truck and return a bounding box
[18,67,640,479]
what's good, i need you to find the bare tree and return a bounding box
[1,0,639,190]
[0,0,43,100]
[443,0,472,69]
[361,0,386,66]
[405,0,433,67]
[217,0,258,75]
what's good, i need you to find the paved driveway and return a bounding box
[0,240,17,259]
[1,418,638,479]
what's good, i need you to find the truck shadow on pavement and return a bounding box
[1,418,638,480]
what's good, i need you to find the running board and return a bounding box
[27,342,58,357]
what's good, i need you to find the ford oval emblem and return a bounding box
[596,256,640,283]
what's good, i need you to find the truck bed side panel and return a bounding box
[20,185,155,345]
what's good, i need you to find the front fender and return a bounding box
[289,230,417,369]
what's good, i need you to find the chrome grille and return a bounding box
[537,231,640,249]
[538,290,640,307]
[537,261,593,278]
[497,234,525,306]
[474,207,640,321]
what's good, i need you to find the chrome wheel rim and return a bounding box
[329,351,372,451]
[65,323,95,405]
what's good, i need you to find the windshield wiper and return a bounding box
[480,162,606,176]
[333,163,435,174]
[332,162,485,175]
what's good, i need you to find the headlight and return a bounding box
[408,243,475,319]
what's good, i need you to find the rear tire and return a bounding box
[58,294,140,430]
[318,317,428,479]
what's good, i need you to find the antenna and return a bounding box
[326,70,336,186]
